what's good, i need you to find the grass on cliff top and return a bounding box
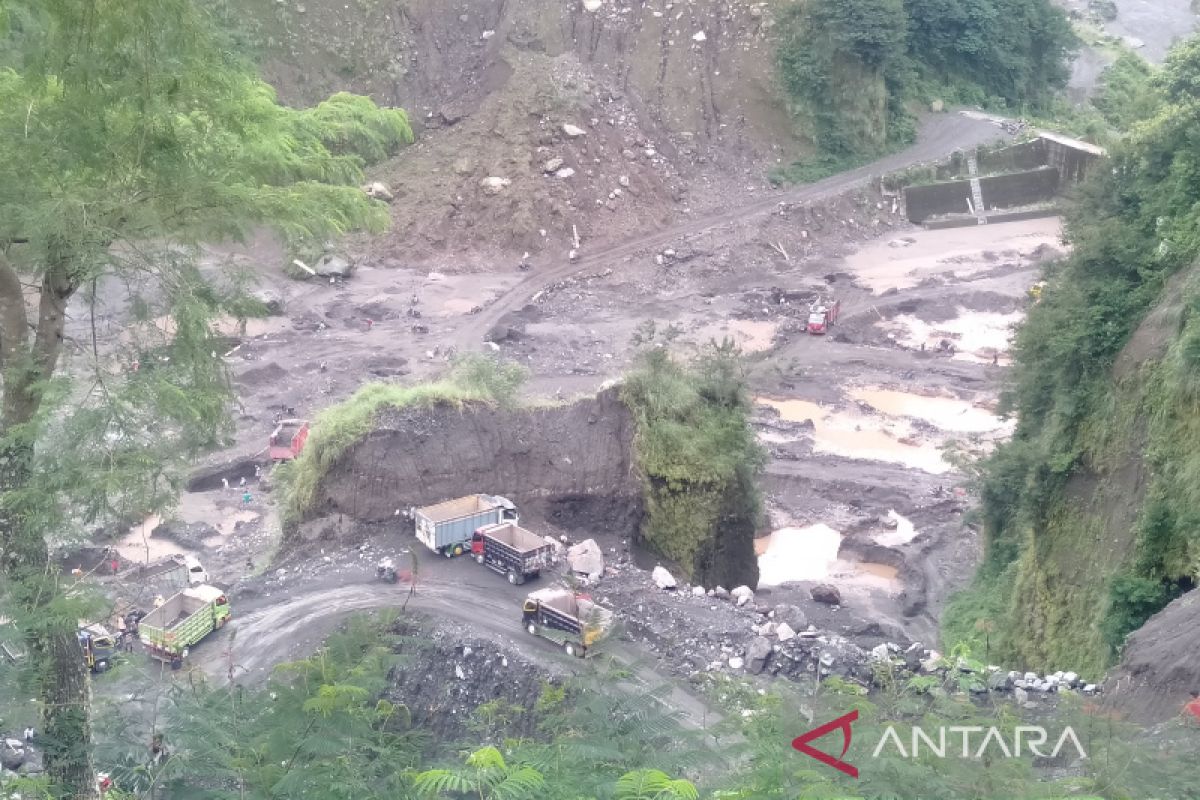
[278,355,526,524]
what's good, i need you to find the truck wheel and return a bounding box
[526,622,537,636]
[507,570,518,585]
[452,544,464,557]
[474,553,485,565]
[443,547,453,559]
[564,642,578,658]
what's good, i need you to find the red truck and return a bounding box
[807,300,840,335]
[471,522,556,585]
[269,419,309,461]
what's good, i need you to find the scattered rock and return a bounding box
[746,637,773,674]
[566,539,604,580]
[651,566,677,590]
[251,287,284,315]
[1014,687,1029,704]
[363,181,394,202]
[314,254,354,279]
[772,604,807,632]
[776,623,796,642]
[713,586,730,600]
[692,31,707,42]
[728,656,745,670]
[810,584,842,605]
[691,585,706,597]
[555,167,576,179]
[562,124,587,138]
[618,175,630,188]
[479,176,511,195]
[870,643,891,662]
[543,157,565,173]
[731,585,755,607]
[582,0,602,10]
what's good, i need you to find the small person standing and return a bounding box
[242,490,252,505]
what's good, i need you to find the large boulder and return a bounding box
[363,181,395,202]
[651,566,677,590]
[731,585,755,607]
[746,637,773,674]
[772,603,808,632]
[811,584,842,605]
[567,539,604,580]
[1,739,26,771]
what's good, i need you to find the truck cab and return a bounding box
[806,311,828,334]
[78,624,117,673]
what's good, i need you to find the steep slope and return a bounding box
[945,40,1200,699]
[237,0,798,259]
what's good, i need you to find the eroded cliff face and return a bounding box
[238,0,798,257]
[311,388,643,532]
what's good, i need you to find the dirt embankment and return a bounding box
[304,388,643,536]
[240,0,796,261]
[1105,589,1200,723]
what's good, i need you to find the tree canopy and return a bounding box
[0,0,411,795]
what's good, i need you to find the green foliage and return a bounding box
[279,355,527,525]
[774,0,1074,163]
[614,769,699,800]
[776,0,908,156]
[415,746,546,800]
[1092,52,1163,130]
[959,34,1200,673]
[621,337,764,582]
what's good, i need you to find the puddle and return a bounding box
[758,524,844,585]
[857,562,899,581]
[850,388,1010,434]
[114,515,193,563]
[688,319,778,353]
[841,217,1063,294]
[880,310,1023,364]
[757,397,951,474]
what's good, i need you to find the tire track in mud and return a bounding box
[451,113,1009,353]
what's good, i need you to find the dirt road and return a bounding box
[454,113,1009,352]
[202,560,722,734]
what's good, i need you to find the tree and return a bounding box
[0,0,411,795]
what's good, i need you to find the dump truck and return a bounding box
[414,494,518,557]
[522,587,613,658]
[78,624,118,673]
[138,584,230,662]
[806,299,840,335]
[471,522,555,585]
[269,418,309,461]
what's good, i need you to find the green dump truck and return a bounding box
[138,584,230,662]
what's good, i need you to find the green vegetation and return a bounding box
[278,355,527,525]
[774,0,1076,171]
[946,36,1200,674]
[622,331,765,586]
[0,0,410,792]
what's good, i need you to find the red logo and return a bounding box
[792,710,859,778]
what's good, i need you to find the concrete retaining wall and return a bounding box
[906,165,1061,223]
[905,179,975,223]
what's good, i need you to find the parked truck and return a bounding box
[471,522,555,585]
[806,299,840,335]
[522,587,613,658]
[414,494,518,557]
[78,624,118,673]
[138,584,230,663]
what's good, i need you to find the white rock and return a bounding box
[776,623,796,642]
[652,566,677,589]
[481,29,494,39]
[618,175,630,187]
[582,0,602,10]
[691,585,706,596]
[566,538,604,579]
[479,176,510,194]
[455,664,465,680]
[562,123,587,138]
[728,656,744,670]
[692,31,706,41]
[1024,672,1038,682]
[555,167,576,179]
[1063,671,1079,685]
[644,148,657,158]
[543,157,564,173]
[362,181,394,202]
[871,643,891,662]
[1014,687,1029,704]
[1083,683,1097,693]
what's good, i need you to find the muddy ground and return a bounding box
[58,111,1074,729]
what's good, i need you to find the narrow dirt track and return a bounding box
[454,113,1008,352]
[202,572,722,734]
